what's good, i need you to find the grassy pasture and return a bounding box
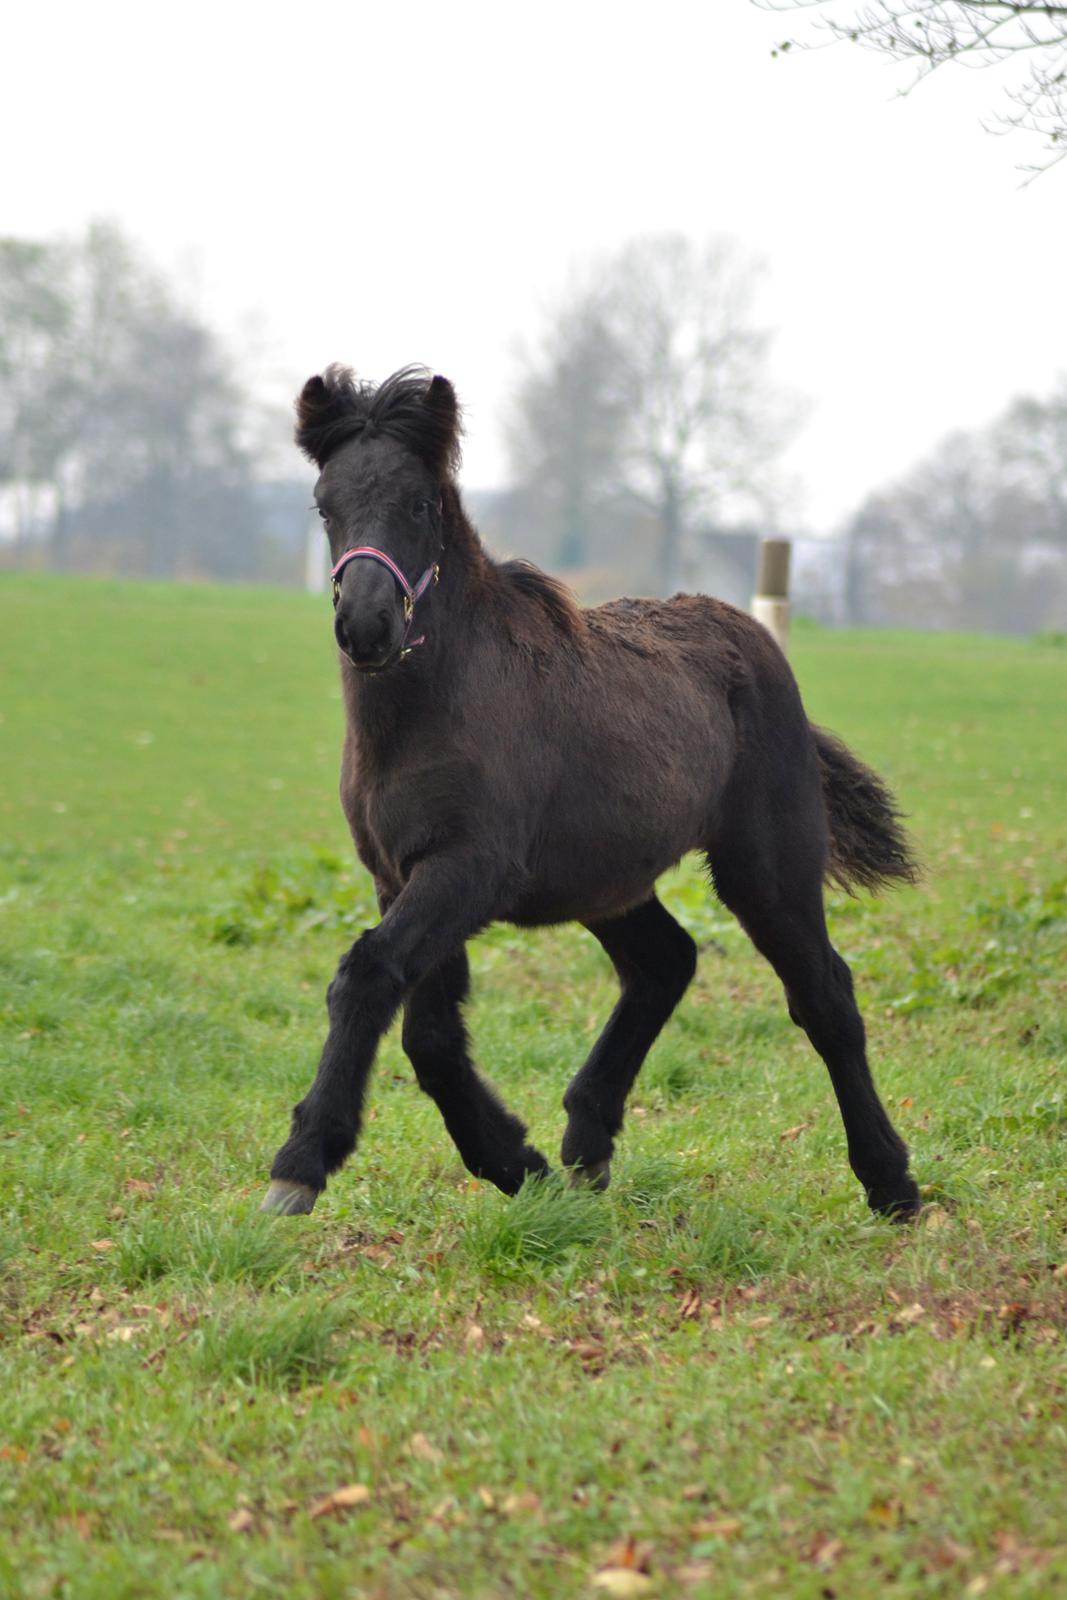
[0,572,1065,1599]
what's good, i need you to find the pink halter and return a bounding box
[330,546,440,652]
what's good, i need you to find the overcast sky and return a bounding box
[5,0,1063,532]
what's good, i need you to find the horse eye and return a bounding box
[412,497,431,516]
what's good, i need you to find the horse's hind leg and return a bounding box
[561,897,697,1190]
[709,817,919,1219]
[402,949,550,1195]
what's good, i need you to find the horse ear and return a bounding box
[294,366,355,467]
[424,375,462,477]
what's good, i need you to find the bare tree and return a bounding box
[0,238,74,553]
[0,221,266,578]
[603,235,794,591]
[843,381,1067,629]
[507,235,796,592]
[506,290,628,569]
[759,1,1067,174]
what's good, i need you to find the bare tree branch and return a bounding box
[757,0,1067,172]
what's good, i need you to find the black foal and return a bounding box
[261,365,920,1221]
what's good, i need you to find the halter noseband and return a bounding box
[330,546,440,656]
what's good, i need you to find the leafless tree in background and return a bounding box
[758,1,1067,174]
[844,380,1067,629]
[507,235,797,592]
[505,291,628,570]
[0,221,272,579]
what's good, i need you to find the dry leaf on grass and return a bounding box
[865,1497,903,1528]
[502,1491,541,1516]
[600,1537,653,1573]
[307,1483,372,1520]
[805,1535,844,1571]
[227,1508,255,1533]
[691,1515,742,1540]
[591,1572,655,1598]
[678,1289,702,1322]
[408,1432,443,1464]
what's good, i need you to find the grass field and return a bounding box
[1,573,1065,1600]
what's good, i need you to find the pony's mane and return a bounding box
[296,364,462,476]
[496,559,584,637]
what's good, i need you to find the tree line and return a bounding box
[502,235,1066,633]
[2,221,1063,631]
[0,221,294,582]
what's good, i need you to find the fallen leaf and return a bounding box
[409,1432,443,1465]
[808,1536,843,1571]
[90,1240,115,1252]
[591,1572,654,1598]
[895,1303,926,1326]
[921,1205,951,1232]
[997,1302,1029,1334]
[465,1322,485,1349]
[778,1123,810,1142]
[927,1538,972,1570]
[601,1537,653,1573]
[678,1289,701,1321]
[691,1515,742,1539]
[674,1561,715,1586]
[502,1491,541,1516]
[227,1509,255,1533]
[307,1483,372,1520]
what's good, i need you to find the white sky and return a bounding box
[4,0,1063,532]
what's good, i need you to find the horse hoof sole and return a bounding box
[260,1180,317,1216]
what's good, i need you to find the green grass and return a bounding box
[1,574,1065,1598]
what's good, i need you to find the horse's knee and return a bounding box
[327,935,405,1027]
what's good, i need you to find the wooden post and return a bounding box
[752,537,791,654]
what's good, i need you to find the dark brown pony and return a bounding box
[262,365,921,1220]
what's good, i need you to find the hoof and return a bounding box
[866,1177,921,1222]
[567,1160,611,1193]
[260,1180,317,1216]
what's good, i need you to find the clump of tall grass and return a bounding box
[115,1213,303,1291]
[462,1175,615,1277]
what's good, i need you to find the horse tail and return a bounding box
[811,725,920,895]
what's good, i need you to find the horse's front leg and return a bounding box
[261,853,504,1214]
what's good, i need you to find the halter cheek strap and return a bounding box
[330,546,440,654]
